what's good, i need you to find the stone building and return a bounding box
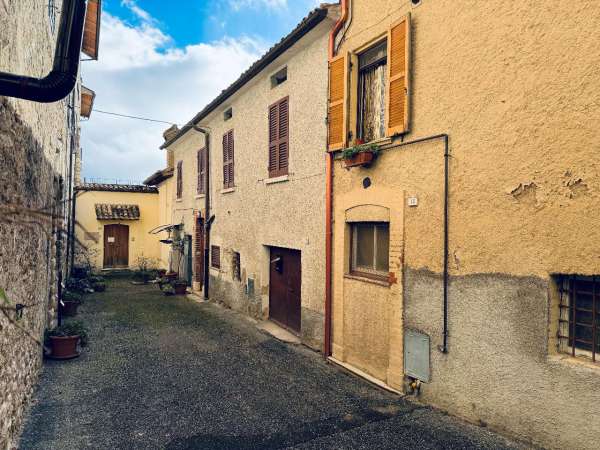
[154,5,338,349]
[0,1,100,447]
[74,183,162,271]
[325,0,600,449]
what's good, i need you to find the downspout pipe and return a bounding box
[192,125,211,301]
[0,0,86,103]
[324,0,348,357]
[379,133,451,353]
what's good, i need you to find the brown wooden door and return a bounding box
[103,224,129,268]
[194,217,204,287]
[269,247,301,334]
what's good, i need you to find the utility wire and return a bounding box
[93,109,180,126]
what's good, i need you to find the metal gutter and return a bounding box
[0,0,87,103]
[324,0,348,358]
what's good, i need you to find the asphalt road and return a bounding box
[19,278,527,450]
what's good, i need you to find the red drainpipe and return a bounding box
[324,0,348,357]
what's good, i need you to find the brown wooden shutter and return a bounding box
[223,131,234,188]
[197,148,205,194]
[328,53,347,150]
[176,161,183,198]
[268,97,289,178]
[386,14,411,136]
[211,245,221,269]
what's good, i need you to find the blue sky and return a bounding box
[81,0,322,182]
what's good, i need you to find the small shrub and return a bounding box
[46,321,89,346]
[62,291,82,303]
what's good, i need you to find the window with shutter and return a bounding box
[211,245,221,269]
[197,147,206,194]
[328,54,347,150]
[176,160,183,199]
[268,97,289,178]
[223,130,234,188]
[386,15,411,136]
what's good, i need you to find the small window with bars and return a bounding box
[211,245,221,269]
[48,0,57,34]
[232,251,241,281]
[557,275,600,362]
[197,148,206,195]
[176,161,183,199]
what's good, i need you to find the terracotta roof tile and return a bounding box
[76,183,158,193]
[95,204,140,220]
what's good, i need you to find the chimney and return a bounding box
[163,124,179,143]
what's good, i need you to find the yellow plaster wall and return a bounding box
[331,1,600,448]
[75,190,162,270]
[335,0,600,278]
[157,177,174,269]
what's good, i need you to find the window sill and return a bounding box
[344,273,390,287]
[265,175,289,185]
[548,354,600,373]
[221,187,236,194]
[175,198,183,203]
[195,194,206,199]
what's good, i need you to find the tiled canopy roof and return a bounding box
[95,204,140,220]
[77,183,158,193]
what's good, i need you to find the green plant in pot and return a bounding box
[171,280,188,295]
[162,284,175,296]
[45,321,88,360]
[61,291,82,317]
[342,143,380,168]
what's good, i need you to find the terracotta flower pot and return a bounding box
[173,284,187,295]
[344,151,374,168]
[165,272,178,281]
[49,335,80,359]
[62,301,79,317]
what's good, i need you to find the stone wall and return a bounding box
[0,0,80,447]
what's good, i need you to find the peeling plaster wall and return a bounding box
[331,0,600,448]
[167,21,332,349]
[0,1,81,447]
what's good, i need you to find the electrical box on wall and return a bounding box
[404,329,430,382]
[408,196,418,207]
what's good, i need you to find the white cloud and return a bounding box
[120,0,154,23]
[80,12,266,182]
[228,0,288,12]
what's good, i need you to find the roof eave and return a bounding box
[160,6,331,150]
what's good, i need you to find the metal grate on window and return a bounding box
[232,251,241,281]
[557,275,600,362]
[48,0,57,34]
[211,245,221,269]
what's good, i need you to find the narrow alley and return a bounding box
[19,277,525,450]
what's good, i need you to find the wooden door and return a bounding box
[194,217,204,288]
[103,224,129,268]
[269,247,301,334]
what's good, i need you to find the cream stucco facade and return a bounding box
[329,1,600,449]
[160,10,336,349]
[74,186,162,270]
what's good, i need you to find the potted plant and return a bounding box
[61,291,82,317]
[172,280,188,295]
[162,284,175,296]
[342,143,380,168]
[45,321,88,360]
[157,269,167,277]
[165,272,178,282]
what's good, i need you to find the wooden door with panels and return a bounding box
[103,224,129,268]
[269,247,302,334]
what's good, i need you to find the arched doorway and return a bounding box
[103,224,129,268]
